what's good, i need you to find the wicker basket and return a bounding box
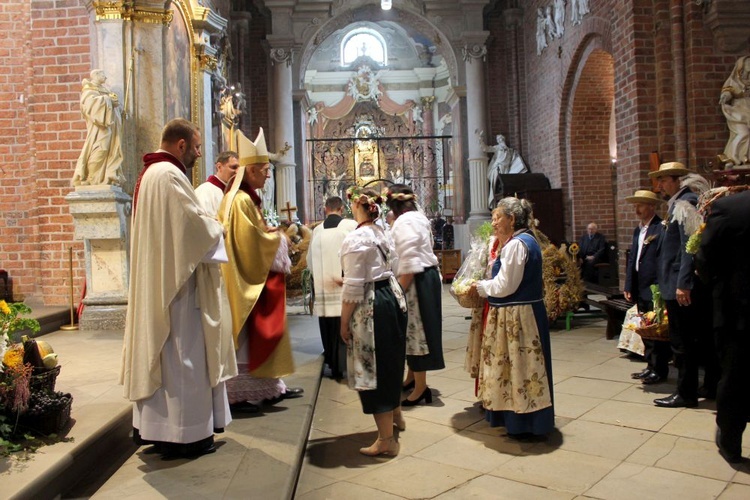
[29,365,61,394]
[635,322,670,342]
[454,290,486,309]
[21,393,72,435]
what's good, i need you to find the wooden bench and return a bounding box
[565,283,628,339]
[599,297,631,340]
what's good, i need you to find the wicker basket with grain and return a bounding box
[635,322,669,342]
[455,290,485,309]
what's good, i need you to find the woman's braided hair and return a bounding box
[384,184,418,217]
[346,186,383,220]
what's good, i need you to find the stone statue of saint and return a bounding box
[481,133,529,210]
[536,8,548,56]
[553,0,566,38]
[72,69,125,187]
[719,56,750,167]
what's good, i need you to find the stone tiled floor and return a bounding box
[296,287,750,500]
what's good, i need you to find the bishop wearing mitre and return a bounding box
[219,128,299,406]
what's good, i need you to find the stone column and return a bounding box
[65,186,132,330]
[270,46,298,221]
[193,8,228,177]
[463,42,490,225]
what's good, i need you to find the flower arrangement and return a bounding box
[1,302,70,455]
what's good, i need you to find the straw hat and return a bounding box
[648,161,690,179]
[625,190,664,204]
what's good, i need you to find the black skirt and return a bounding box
[407,267,445,372]
[358,282,407,414]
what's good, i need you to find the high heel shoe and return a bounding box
[359,437,400,457]
[402,387,432,406]
[402,380,415,391]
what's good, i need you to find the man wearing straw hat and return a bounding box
[623,189,670,385]
[650,162,717,408]
[219,128,303,408]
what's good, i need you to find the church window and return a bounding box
[341,29,387,66]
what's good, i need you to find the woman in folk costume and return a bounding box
[219,128,297,407]
[470,197,555,437]
[340,186,407,456]
[384,184,445,406]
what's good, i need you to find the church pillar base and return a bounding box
[65,185,132,331]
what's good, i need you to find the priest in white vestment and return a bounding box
[195,150,239,215]
[307,196,357,378]
[121,118,237,458]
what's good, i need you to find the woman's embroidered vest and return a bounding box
[488,232,543,307]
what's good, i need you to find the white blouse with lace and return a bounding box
[390,211,439,276]
[476,237,528,298]
[340,224,397,303]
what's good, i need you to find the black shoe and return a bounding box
[402,387,433,406]
[230,401,261,413]
[641,373,664,385]
[631,368,652,380]
[698,386,717,400]
[282,387,304,399]
[716,428,743,464]
[402,380,415,391]
[653,393,698,408]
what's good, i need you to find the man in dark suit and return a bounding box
[697,189,750,463]
[578,222,607,283]
[623,190,670,385]
[651,162,718,408]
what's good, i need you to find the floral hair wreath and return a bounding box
[346,186,383,213]
[383,189,417,203]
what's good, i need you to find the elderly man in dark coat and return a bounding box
[697,189,750,464]
[624,190,670,385]
[577,222,607,283]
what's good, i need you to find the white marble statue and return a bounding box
[719,56,750,167]
[571,0,590,26]
[536,7,548,56]
[481,132,529,209]
[545,6,556,39]
[71,69,125,187]
[553,0,566,38]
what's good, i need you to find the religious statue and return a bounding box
[480,132,529,210]
[71,69,125,187]
[553,0,566,38]
[544,6,555,40]
[536,8,548,56]
[571,0,590,26]
[719,56,750,167]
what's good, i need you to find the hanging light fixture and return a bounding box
[381,0,392,10]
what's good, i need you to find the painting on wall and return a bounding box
[165,4,192,122]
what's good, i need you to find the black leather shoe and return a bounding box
[715,428,743,464]
[283,387,304,399]
[653,393,698,408]
[641,373,664,385]
[631,368,652,380]
[402,387,433,406]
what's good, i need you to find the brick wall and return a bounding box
[0,1,90,304]
[0,1,35,300]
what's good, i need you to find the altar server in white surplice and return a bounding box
[121,118,237,458]
[307,196,358,379]
[195,151,239,215]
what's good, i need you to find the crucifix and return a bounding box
[281,201,297,221]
